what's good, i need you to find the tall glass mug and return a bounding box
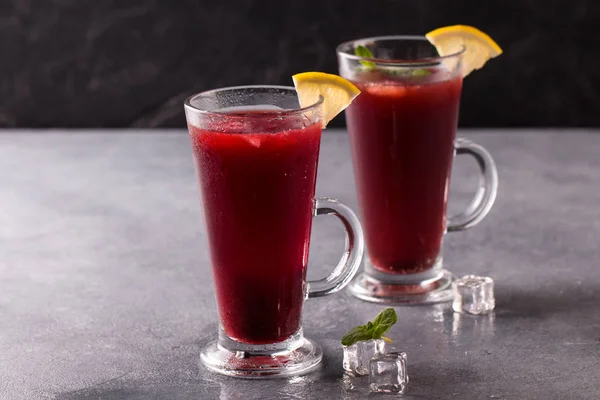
[337,37,498,304]
[184,86,364,378]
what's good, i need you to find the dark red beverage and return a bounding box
[189,112,321,344]
[345,72,462,274]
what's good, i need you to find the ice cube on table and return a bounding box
[369,352,408,394]
[342,339,386,376]
[452,275,495,315]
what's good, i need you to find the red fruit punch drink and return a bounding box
[339,37,498,305]
[189,112,321,344]
[339,36,469,304]
[345,71,462,274]
[187,85,364,377]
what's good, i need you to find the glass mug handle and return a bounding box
[307,197,364,298]
[447,138,499,232]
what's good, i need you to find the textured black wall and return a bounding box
[2,0,599,128]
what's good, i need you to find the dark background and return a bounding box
[2,0,599,128]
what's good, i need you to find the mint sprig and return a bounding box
[355,45,376,70]
[411,68,431,76]
[354,45,431,77]
[341,308,398,346]
[380,67,431,77]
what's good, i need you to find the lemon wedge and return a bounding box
[292,72,360,127]
[425,25,502,77]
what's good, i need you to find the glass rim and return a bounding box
[184,85,324,118]
[336,35,466,65]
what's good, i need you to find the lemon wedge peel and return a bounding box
[292,72,361,128]
[425,25,503,77]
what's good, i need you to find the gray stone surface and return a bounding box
[1,129,600,399]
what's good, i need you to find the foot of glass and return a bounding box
[347,269,455,305]
[200,337,323,379]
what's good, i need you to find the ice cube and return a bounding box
[241,135,262,148]
[342,339,386,376]
[369,352,408,394]
[363,83,407,98]
[452,275,495,315]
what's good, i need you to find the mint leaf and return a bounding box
[370,308,398,338]
[341,326,370,346]
[341,308,398,346]
[378,67,431,77]
[355,45,374,58]
[355,45,376,70]
[412,68,431,76]
[354,46,431,77]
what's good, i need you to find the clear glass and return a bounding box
[338,36,498,304]
[184,86,364,378]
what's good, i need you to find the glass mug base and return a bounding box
[347,257,455,305]
[200,334,323,379]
